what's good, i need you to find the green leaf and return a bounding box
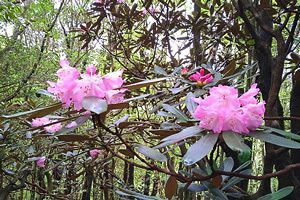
[223,132,251,162]
[82,97,107,114]
[257,186,294,200]
[135,144,167,162]
[154,66,168,76]
[0,103,61,120]
[36,89,56,98]
[162,104,189,122]
[266,127,300,141]
[116,187,162,200]
[162,126,203,142]
[185,92,197,116]
[250,131,300,149]
[183,134,219,166]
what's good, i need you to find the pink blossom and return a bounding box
[66,121,78,129]
[193,84,265,134]
[181,67,189,75]
[86,65,97,75]
[105,89,126,104]
[31,117,62,133]
[100,70,124,91]
[117,0,124,3]
[72,74,106,110]
[48,59,125,111]
[189,69,213,86]
[36,156,46,168]
[31,117,51,127]
[141,6,159,16]
[89,149,102,158]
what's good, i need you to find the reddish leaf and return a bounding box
[165,176,178,199]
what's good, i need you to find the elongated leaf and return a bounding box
[185,92,197,116]
[154,140,178,149]
[223,132,251,157]
[57,134,92,142]
[116,188,162,200]
[82,97,107,114]
[183,134,219,165]
[186,184,207,192]
[251,131,300,149]
[36,89,56,98]
[222,169,251,191]
[165,176,178,199]
[154,66,168,76]
[257,186,294,200]
[162,104,189,121]
[135,144,167,162]
[162,126,203,142]
[169,87,188,94]
[124,77,167,90]
[220,157,234,180]
[0,103,61,120]
[267,127,300,141]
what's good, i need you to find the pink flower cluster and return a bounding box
[48,59,126,111]
[193,84,265,134]
[89,149,102,158]
[36,156,46,168]
[189,69,213,86]
[31,117,62,133]
[141,6,160,16]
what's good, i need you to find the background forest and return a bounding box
[0,0,300,199]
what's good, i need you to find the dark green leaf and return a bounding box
[257,186,294,200]
[223,132,251,162]
[251,131,300,149]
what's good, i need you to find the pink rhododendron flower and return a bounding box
[31,117,62,133]
[100,70,124,91]
[66,121,77,129]
[89,149,102,158]
[189,68,213,86]
[141,6,159,16]
[105,89,126,104]
[193,84,265,134]
[47,59,126,111]
[181,67,189,75]
[117,0,125,3]
[36,156,46,168]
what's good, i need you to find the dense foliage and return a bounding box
[0,0,300,199]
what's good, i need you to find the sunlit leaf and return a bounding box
[154,66,168,76]
[135,144,167,162]
[185,92,197,116]
[0,103,61,120]
[183,134,218,166]
[162,104,189,121]
[82,97,107,114]
[161,126,203,142]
